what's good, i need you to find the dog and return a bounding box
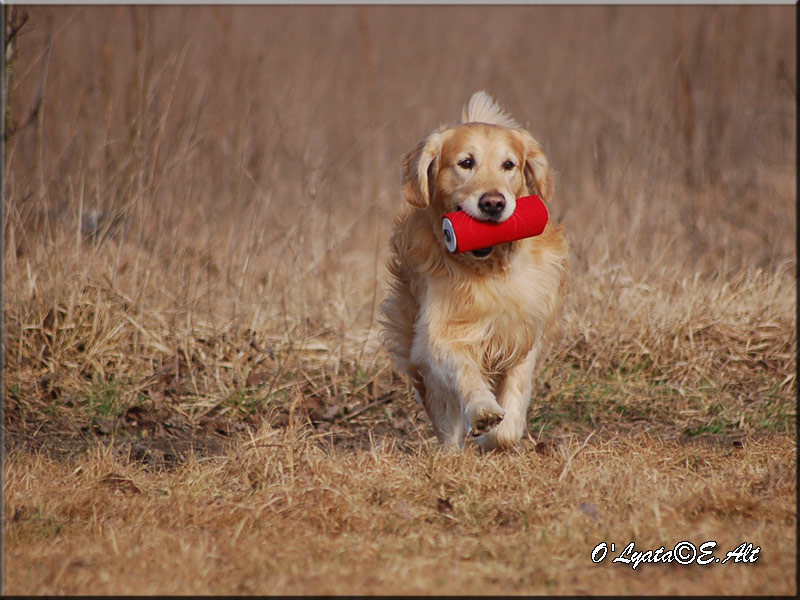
[380,91,568,451]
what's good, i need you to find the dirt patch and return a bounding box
[3,382,432,468]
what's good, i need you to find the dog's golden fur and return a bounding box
[381,92,568,451]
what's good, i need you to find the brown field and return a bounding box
[3,5,796,596]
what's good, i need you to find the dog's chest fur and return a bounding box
[421,237,565,375]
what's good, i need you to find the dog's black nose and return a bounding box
[478,192,506,217]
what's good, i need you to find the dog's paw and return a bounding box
[474,418,524,452]
[466,401,505,436]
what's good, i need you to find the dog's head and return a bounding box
[402,92,553,249]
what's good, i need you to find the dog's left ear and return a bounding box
[402,132,443,209]
[521,131,554,203]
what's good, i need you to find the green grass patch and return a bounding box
[530,363,794,438]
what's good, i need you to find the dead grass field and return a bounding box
[3,5,796,596]
[5,432,796,595]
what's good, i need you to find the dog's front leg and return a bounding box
[412,336,504,448]
[476,347,539,452]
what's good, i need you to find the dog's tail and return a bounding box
[461,91,520,128]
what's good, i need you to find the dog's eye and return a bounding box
[502,160,516,171]
[458,158,474,170]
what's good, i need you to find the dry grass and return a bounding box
[3,5,796,596]
[4,430,796,595]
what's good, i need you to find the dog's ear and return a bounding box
[402,132,442,209]
[521,131,554,203]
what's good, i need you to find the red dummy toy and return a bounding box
[442,195,549,254]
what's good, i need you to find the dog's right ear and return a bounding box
[520,130,554,204]
[402,132,442,209]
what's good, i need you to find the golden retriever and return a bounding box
[380,91,568,451]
